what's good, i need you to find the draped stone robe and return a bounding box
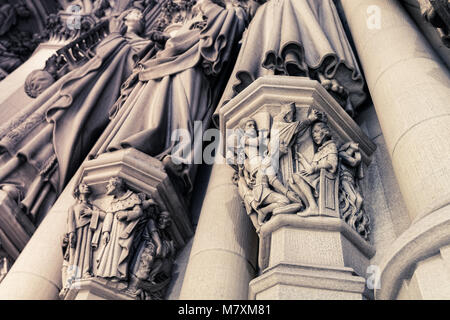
[0,31,155,220]
[89,1,249,182]
[65,200,95,278]
[216,0,366,116]
[95,190,144,280]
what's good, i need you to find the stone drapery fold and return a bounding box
[216,0,366,120]
[0,32,154,217]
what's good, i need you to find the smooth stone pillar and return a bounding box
[341,0,450,299]
[179,158,258,300]
[340,0,450,222]
[0,179,75,299]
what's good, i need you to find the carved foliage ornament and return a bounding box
[227,103,370,240]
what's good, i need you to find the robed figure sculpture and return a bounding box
[88,0,257,191]
[0,8,156,221]
[217,0,366,116]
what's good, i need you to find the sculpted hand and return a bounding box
[102,232,110,245]
[116,212,127,221]
[301,164,317,176]
[82,208,92,217]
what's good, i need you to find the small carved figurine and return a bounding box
[236,117,303,232]
[61,183,104,296]
[290,118,338,216]
[95,177,145,281]
[127,211,175,299]
[338,142,370,239]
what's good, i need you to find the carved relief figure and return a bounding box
[127,211,175,299]
[59,176,177,299]
[60,183,104,296]
[0,7,156,223]
[290,119,338,216]
[230,103,370,240]
[269,103,323,182]
[95,177,145,280]
[235,117,303,232]
[338,142,370,239]
[217,0,367,117]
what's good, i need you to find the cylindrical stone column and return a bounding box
[179,159,258,299]
[340,0,450,222]
[0,180,75,299]
[340,0,450,299]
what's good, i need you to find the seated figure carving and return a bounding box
[234,117,303,232]
[290,119,338,216]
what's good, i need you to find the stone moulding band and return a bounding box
[377,204,450,299]
[249,262,367,300]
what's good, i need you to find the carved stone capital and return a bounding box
[220,75,375,238]
[220,75,376,299]
[60,148,193,300]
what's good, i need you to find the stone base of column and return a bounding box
[63,278,134,300]
[249,214,375,300]
[249,263,365,300]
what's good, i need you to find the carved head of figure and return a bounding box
[123,8,144,35]
[348,142,359,154]
[157,211,171,229]
[277,102,296,123]
[24,69,56,98]
[239,117,258,138]
[74,183,92,200]
[106,177,126,196]
[311,121,332,146]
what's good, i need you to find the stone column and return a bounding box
[179,158,259,300]
[0,148,194,300]
[0,179,74,299]
[218,76,376,300]
[340,0,450,299]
